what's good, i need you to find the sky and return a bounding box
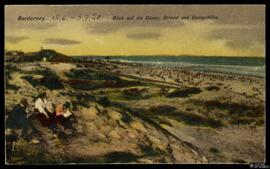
[5,5,265,57]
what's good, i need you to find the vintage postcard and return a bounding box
[4,5,265,164]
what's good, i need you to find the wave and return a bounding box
[190,65,265,77]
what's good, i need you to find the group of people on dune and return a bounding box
[5,91,77,161]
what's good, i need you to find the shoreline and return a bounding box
[77,58,265,78]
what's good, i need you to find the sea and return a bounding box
[73,56,265,78]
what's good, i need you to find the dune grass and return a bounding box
[205,86,220,91]
[22,67,64,90]
[166,87,202,98]
[148,105,223,128]
[5,64,20,90]
[65,68,141,91]
[191,99,264,126]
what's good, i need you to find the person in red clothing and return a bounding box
[55,102,76,129]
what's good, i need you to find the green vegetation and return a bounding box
[205,86,220,91]
[104,88,155,101]
[5,64,19,78]
[6,84,20,90]
[65,68,141,91]
[121,88,154,100]
[166,87,202,98]
[22,67,64,90]
[120,112,133,124]
[191,99,264,126]
[97,96,111,107]
[145,105,223,128]
[209,147,220,154]
[65,68,120,81]
[5,64,20,90]
[62,91,96,109]
[138,143,160,156]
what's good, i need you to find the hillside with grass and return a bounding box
[18,49,73,62]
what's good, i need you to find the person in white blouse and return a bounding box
[34,92,55,127]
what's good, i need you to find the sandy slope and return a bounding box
[5,62,209,164]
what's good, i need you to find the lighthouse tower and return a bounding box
[40,45,47,62]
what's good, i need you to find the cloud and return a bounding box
[85,22,121,34]
[43,38,81,45]
[126,33,161,40]
[5,36,28,44]
[225,40,253,49]
[207,27,264,49]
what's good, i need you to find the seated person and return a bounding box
[55,102,76,129]
[6,98,31,138]
[34,92,57,129]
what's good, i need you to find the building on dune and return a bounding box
[5,50,25,62]
[5,46,73,62]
